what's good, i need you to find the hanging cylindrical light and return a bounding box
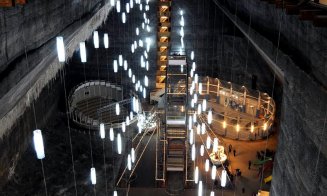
[211,165,217,180]
[130,111,134,120]
[126,116,130,126]
[198,181,203,196]
[80,42,87,63]
[103,34,109,50]
[191,51,194,60]
[122,122,126,133]
[127,154,132,170]
[113,191,118,196]
[139,3,142,11]
[146,24,150,32]
[181,64,183,73]
[110,0,115,6]
[117,133,122,154]
[136,27,139,36]
[100,123,105,139]
[197,104,201,115]
[251,122,254,133]
[143,87,146,98]
[207,109,212,124]
[193,113,196,123]
[128,68,132,78]
[213,138,218,153]
[201,123,206,135]
[116,0,121,13]
[56,36,65,62]
[236,124,240,132]
[144,75,148,87]
[130,0,133,8]
[119,55,123,67]
[180,16,184,26]
[194,93,198,103]
[126,3,130,13]
[194,74,198,84]
[116,103,120,115]
[202,99,207,111]
[194,166,199,184]
[205,159,209,172]
[90,167,96,185]
[189,129,194,145]
[114,60,118,73]
[93,31,99,49]
[192,62,196,70]
[132,75,135,83]
[210,191,214,196]
[131,148,135,163]
[263,122,267,131]
[124,60,128,71]
[110,128,114,141]
[223,120,227,129]
[206,136,211,149]
[33,129,45,159]
[221,170,227,187]
[191,144,196,161]
[197,124,201,135]
[131,44,135,53]
[122,12,126,23]
[199,83,203,94]
[200,145,204,156]
[190,69,194,77]
[146,61,149,71]
[188,115,193,130]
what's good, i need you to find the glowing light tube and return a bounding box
[56,37,65,62]
[33,129,45,159]
[122,12,126,23]
[113,190,118,196]
[110,0,115,6]
[221,169,227,187]
[211,165,217,180]
[91,167,96,185]
[127,154,132,170]
[116,0,121,13]
[119,55,123,66]
[202,99,207,111]
[124,60,128,71]
[93,31,99,49]
[116,103,120,115]
[122,122,126,133]
[191,51,194,60]
[194,166,199,184]
[198,181,203,196]
[130,0,133,8]
[205,159,209,172]
[131,148,135,163]
[110,128,114,141]
[128,68,132,78]
[144,75,148,87]
[208,110,212,124]
[189,129,194,145]
[113,60,118,73]
[126,3,130,13]
[206,136,211,149]
[104,33,109,49]
[136,27,139,36]
[201,123,206,134]
[117,133,122,154]
[194,74,198,83]
[200,145,204,156]
[199,83,203,94]
[192,62,196,70]
[213,138,218,153]
[126,116,130,125]
[192,144,196,161]
[100,123,105,139]
[197,104,201,115]
[210,191,214,196]
[197,124,200,135]
[80,42,87,63]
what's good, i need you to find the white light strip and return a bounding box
[104,33,109,49]
[80,42,87,63]
[93,31,99,49]
[91,167,96,185]
[117,133,122,154]
[33,129,45,159]
[56,37,65,62]
[100,123,105,139]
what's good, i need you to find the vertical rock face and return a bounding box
[0,0,103,74]
[221,0,327,195]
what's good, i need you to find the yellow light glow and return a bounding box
[223,121,227,129]
[236,124,240,132]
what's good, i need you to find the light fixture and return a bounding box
[146,61,149,71]
[130,111,134,120]
[202,99,207,111]
[197,104,201,115]
[263,122,267,131]
[109,128,115,141]
[127,154,132,170]
[251,123,254,133]
[213,138,218,153]
[116,103,120,115]
[126,3,130,13]
[197,124,200,135]
[117,133,122,154]
[116,0,121,13]
[189,129,194,145]
[208,110,212,124]
[221,170,227,187]
[132,75,135,83]
[131,148,135,163]
[128,69,132,78]
[130,0,133,8]
[180,10,183,16]
[206,136,211,149]
[104,33,109,49]
[180,16,184,26]
[136,27,139,36]
[211,165,217,180]
[180,27,184,37]
[110,0,115,6]
[205,159,209,172]
[113,191,117,196]
[200,145,204,156]
[210,191,214,196]
[124,60,128,70]
[131,44,135,53]
[194,74,198,83]
[192,62,196,70]
[33,129,45,159]
[145,4,149,11]
[90,167,96,185]
[144,75,148,87]
[199,83,203,94]
[122,122,126,133]
[188,115,193,130]
[223,121,227,129]
[194,93,198,103]
[119,55,123,66]
[191,51,194,60]
[139,3,142,11]
[201,123,205,134]
[236,124,240,132]
[113,60,118,73]
[143,88,146,98]
[126,116,130,125]
[146,25,150,32]
[56,37,65,62]
[198,181,202,196]
[193,113,196,123]
[93,31,99,49]
[181,64,183,73]
[80,42,87,63]
[194,166,199,184]
[191,144,196,161]
[100,123,105,139]
[122,12,126,23]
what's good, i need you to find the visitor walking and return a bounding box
[248,160,252,170]
[233,149,236,157]
[228,144,232,153]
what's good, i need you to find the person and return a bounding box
[254,133,257,140]
[242,187,245,193]
[233,149,236,157]
[248,160,252,170]
[229,144,232,153]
